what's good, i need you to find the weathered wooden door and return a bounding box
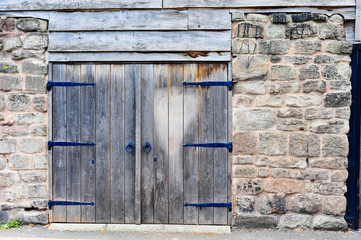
[50,63,231,225]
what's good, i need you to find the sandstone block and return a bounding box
[299,65,320,80]
[6,94,30,111]
[232,55,268,80]
[12,50,46,61]
[295,40,322,54]
[233,22,264,39]
[285,23,318,39]
[270,56,282,63]
[19,171,47,183]
[254,156,268,167]
[269,81,300,94]
[277,109,303,119]
[4,18,15,32]
[23,33,48,50]
[234,179,263,195]
[258,168,270,178]
[247,14,268,23]
[0,139,16,154]
[322,196,346,216]
[325,41,353,54]
[290,194,321,214]
[0,62,18,73]
[233,166,257,178]
[263,179,307,194]
[284,56,312,65]
[0,75,22,91]
[276,119,306,131]
[22,60,47,74]
[279,214,311,230]
[270,13,291,24]
[330,170,348,182]
[313,215,347,231]
[28,184,47,199]
[16,18,47,32]
[321,64,351,81]
[293,169,329,180]
[19,139,45,153]
[0,155,6,170]
[324,92,351,107]
[322,135,348,157]
[33,96,47,112]
[25,75,46,92]
[236,196,255,213]
[270,65,296,80]
[255,95,282,107]
[265,24,284,39]
[314,55,340,63]
[269,157,307,169]
[258,132,287,156]
[232,39,257,54]
[233,132,257,155]
[291,13,328,23]
[309,158,347,169]
[258,193,286,214]
[289,133,320,157]
[233,109,275,131]
[271,169,291,178]
[305,108,333,120]
[329,15,344,24]
[258,40,291,55]
[232,214,278,229]
[329,81,351,91]
[15,211,48,225]
[30,124,47,136]
[4,184,25,202]
[311,120,349,134]
[318,24,344,40]
[4,36,22,51]
[314,181,347,195]
[302,80,326,93]
[232,12,245,21]
[2,126,29,137]
[31,199,48,210]
[0,173,16,188]
[234,81,266,95]
[285,94,322,107]
[335,108,351,119]
[233,156,253,165]
[14,113,45,124]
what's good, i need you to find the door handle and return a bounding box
[143,142,152,153]
[125,142,135,153]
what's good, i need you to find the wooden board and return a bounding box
[164,0,355,8]
[48,31,231,52]
[188,9,231,30]
[51,64,67,222]
[110,65,125,223]
[0,0,162,10]
[95,64,110,223]
[80,64,96,223]
[345,20,356,41]
[153,64,169,224]
[48,63,53,222]
[140,64,154,223]
[355,0,361,41]
[66,64,81,223]
[168,65,184,224]
[48,52,231,63]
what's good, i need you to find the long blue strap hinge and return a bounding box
[48,141,95,150]
[183,142,232,152]
[48,200,94,209]
[47,81,95,91]
[184,202,232,212]
[183,81,233,90]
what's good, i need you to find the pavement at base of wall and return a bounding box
[1,226,361,240]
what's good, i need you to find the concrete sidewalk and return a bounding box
[1,226,361,240]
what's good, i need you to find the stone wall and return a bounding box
[0,17,49,224]
[231,13,352,231]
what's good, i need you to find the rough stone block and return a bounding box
[2,126,29,137]
[0,62,19,73]
[285,94,323,107]
[33,96,47,112]
[0,139,16,154]
[23,33,48,50]
[310,120,349,134]
[322,135,348,157]
[233,109,275,131]
[234,178,263,195]
[12,50,46,61]
[254,156,268,167]
[232,22,264,39]
[19,171,47,183]
[4,36,22,51]
[4,184,25,202]
[313,215,347,231]
[276,119,306,131]
[258,40,291,55]
[233,132,257,155]
[291,13,328,23]
[279,214,311,230]
[247,14,268,23]
[265,24,285,39]
[19,139,45,153]
[335,108,351,119]
[284,56,312,65]
[258,132,287,156]
[329,81,351,91]
[258,168,270,178]
[234,81,266,95]
[255,95,282,107]
[269,157,307,169]
[233,156,253,165]
[258,193,286,214]
[314,55,340,63]
[277,109,303,119]
[25,75,46,92]
[302,80,326,93]
[22,60,47,74]
[6,94,30,111]
[233,166,257,178]
[330,170,348,182]
[325,41,353,54]
[289,133,320,157]
[30,124,47,136]
[269,81,300,94]
[9,154,46,170]
[0,75,22,91]
[270,55,282,63]
[270,65,296,80]
[264,179,307,194]
[314,181,347,195]
[236,196,255,213]
[31,199,48,210]
[319,24,344,40]
[0,173,16,188]
[290,194,321,214]
[270,13,291,24]
[28,184,47,199]
[232,39,257,54]
[233,95,253,108]
[321,64,351,81]
[293,169,329,180]
[4,18,15,32]
[305,107,333,120]
[285,23,318,39]
[324,92,351,107]
[14,113,45,124]
[232,214,278,229]
[329,15,344,24]
[299,65,320,80]
[322,196,346,216]
[0,94,4,111]
[294,40,322,54]
[232,12,245,22]
[271,169,291,178]
[309,158,347,169]
[0,155,6,170]
[16,18,47,32]
[232,55,268,80]
[15,211,48,225]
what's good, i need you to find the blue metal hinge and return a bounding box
[47,81,95,91]
[48,141,95,150]
[183,142,232,152]
[183,81,233,91]
[184,202,232,212]
[48,200,94,209]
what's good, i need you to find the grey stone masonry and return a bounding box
[0,17,48,225]
[232,12,351,231]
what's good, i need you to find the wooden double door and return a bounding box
[50,63,231,225]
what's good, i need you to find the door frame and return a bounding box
[47,61,233,224]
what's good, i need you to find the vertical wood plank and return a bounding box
[95,64,111,223]
[356,0,361,41]
[168,64,184,224]
[48,63,53,223]
[110,65,125,223]
[134,64,142,224]
[80,64,96,223]
[198,64,214,225]
[153,64,169,224]
[227,62,233,225]
[52,64,67,222]
[183,64,199,224]
[124,64,136,223]
[140,64,154,223]
[66,64,81,223]
[213,64,228,225]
